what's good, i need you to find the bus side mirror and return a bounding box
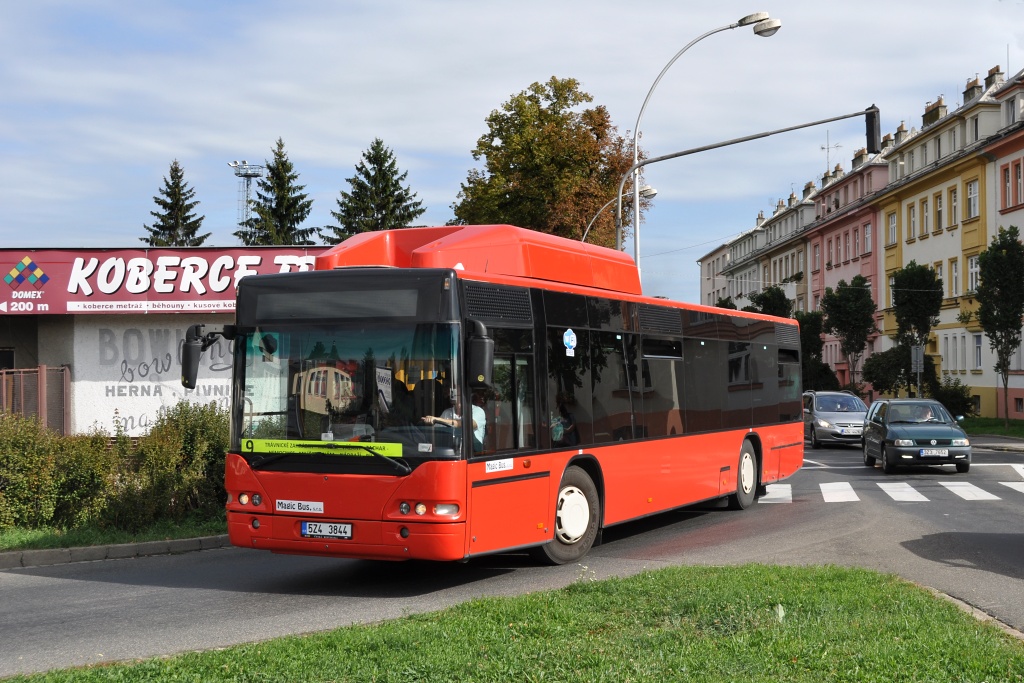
[181,323,235,390]
[466,319,493,388]
[181,325,204,390]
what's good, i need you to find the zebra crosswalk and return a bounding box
[760,480,1024,504]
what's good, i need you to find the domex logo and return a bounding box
[4,256,49,290]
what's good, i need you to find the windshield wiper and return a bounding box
[250,452,295,469]
[292,442,412,474]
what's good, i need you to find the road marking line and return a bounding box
[759,484,792,504]
[820,481,860,502]
[878,482,929,502]
[938,481,1001,500]
[1000,481,1024,495]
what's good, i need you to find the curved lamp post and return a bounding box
[582,185,657,244]
[624,12,782,279]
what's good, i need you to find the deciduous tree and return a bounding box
[325,138,426,244]
[451,77,643,248]
[140,160,209,246]
[892,260,943,347]
[746,285,792,318]
[820,275,877,384]
[976,225,1024,427]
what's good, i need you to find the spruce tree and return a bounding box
[234,138,317,245]
[140,160,209,246]
[326,138,426,243]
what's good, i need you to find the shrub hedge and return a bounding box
[0,402,228,532]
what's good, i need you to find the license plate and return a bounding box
[301,521,352,539]
[919,448,948,457]
[840,427,862,435]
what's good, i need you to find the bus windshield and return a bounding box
[236,322,462,469]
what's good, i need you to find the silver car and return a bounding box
[803,391,868,449]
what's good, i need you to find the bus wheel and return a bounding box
[531,465,599,565]
[728,440,758,510]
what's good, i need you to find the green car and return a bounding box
[862,398,971,473]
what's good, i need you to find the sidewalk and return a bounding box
[969,434,1024,453]
[0,534,230,570]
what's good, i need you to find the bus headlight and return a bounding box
[414,503,427,515]
[434,504,460,516]
[238,493,250,505]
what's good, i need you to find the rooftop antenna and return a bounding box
[227,160,264,230]
[821,130,841,171]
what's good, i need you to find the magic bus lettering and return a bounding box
[67,254,315,296]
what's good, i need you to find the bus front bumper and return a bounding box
[228,512,467,561]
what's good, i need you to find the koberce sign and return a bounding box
[1,247,327,314]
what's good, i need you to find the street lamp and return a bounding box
[624,12,782,278]
[582,185,657,244]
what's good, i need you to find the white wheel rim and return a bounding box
[740,452,755,495]
[555,486,590,543]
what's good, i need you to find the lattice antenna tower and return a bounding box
[227,160,264,229]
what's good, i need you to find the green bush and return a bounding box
[103,402,228,532]
[52,429,118,528]
[931,375,976,418]
[0,401,228,533]
[0,413,59,529]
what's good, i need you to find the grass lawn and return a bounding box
[8,564,1024,682]
[0,514,226,552]
[962,416,1024,440]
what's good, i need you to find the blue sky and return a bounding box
[4,0,1024,304]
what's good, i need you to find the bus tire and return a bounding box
[530,465,599,565]
[728,440,759,510]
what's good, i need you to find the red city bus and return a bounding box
[182,225,803,564]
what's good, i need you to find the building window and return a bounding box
[947,335,957,371]
[935,262,944,292]
[935,193,943,230]
[960,334,967,372]
[854,228,860,256]
[908,150,915,172]
[974,334,983,369]
[950,259,960,297]
[1017,163,1023,206]
[1016,397,1023,413]
[921,144,928,166]
[1008,96,1018,126]
[1004,167,1012,209]
[970,115,980,142]
[935,136,942,159]
[950,188,958,226]
[864,223,872,253]
[967,179,979,219]
[828,239,834,266]
[968,255,980,292]
[813,243,820,270]
[943,335,949,371]
[887,212,897,245]
[908,205,916,239]
[949,128,958,152]
[921,199,930,235]
[888,275,896,308]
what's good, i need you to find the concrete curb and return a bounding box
[0,535,230,570]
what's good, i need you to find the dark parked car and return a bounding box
[862,398,971,473]
[803,390,868,448]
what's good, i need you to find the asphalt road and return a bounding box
[2,438,1023,677]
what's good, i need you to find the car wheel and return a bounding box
[956,462,970,473]
[881,445,895,474]
[728,440,759,510]
[810,428,820,450]
[863,440,876,467]
[530,465,600,565]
